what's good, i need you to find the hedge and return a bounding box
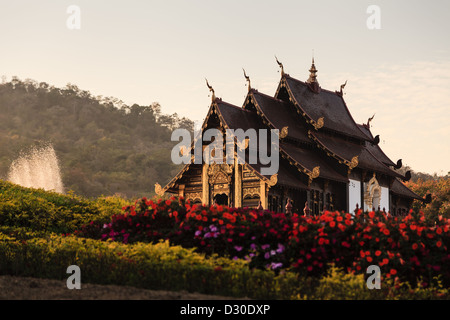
[0,232,448,299]
[0,180,128,234]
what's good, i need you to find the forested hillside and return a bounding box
[0,77,193,198]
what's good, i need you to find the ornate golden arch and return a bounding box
[364,173,381,209]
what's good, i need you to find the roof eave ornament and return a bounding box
[336,80,347,96]
[346,156,359,175]
[280,126,289,139]
[307,166,320,186]
[404,170,412,182]
[367,113,375,128]
[205,78,216,102]
[268,174,278,187]
[155,183,164,196]
[373,135,380,145]
[275,55,285,76]
[312,117,324,130]
[394,159,402,170]
[243,68,251,92]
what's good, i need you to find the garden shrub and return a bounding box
[0,180,129,234]
[0,232,447,299]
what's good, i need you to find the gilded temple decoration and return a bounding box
[280,126,289,139]
[185,192,202,203]
[208,163,233,184]
[364,173,381,209]
[275,56,285,76]
[306,58,318,84]
[312,117,324,130]
[154,183,164,196]
[243,187,260,199]
[205,78,216,102]
[268,174,278,187]
[349,156,359,169]
[243,68,251,92]
[307,166,320,184]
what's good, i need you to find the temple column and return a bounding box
[260,180,268,209]
[178,184,185,198]
[202,163,209,205]
[361,171,366,212]
[234,159,242,208]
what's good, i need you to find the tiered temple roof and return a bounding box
[162,58,426,206]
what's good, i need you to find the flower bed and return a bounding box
[75,197,450,288]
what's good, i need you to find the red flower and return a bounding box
[390,269,397,275]
[412,243,418,250]
[369,211,375,219]
[299,225,308,233]
[375,250,381,256]
[436,241,442,248]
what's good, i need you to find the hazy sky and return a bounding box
[1,0,449,175]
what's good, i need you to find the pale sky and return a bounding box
[1,0,449,175]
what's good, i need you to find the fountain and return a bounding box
[7,144,64,193]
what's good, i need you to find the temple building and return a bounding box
[156,58,429,215]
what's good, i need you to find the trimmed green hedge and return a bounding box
[0,232,448,299]
[0,180,129,234]
[0,232,302,299]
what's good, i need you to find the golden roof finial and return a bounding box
[243,68,251,92]
[205,78,215,102]
[307,56,318,84]
[275,55,284,76]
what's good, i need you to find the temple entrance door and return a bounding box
[214,193,229,206]
[372,188,380,210]
[291,190,307,214]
